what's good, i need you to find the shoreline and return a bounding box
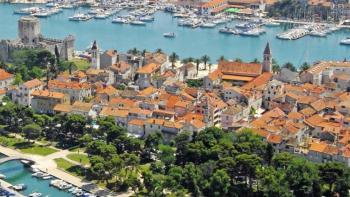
[0,179,25,197]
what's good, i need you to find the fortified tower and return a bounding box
[91,40,100,70]
[262,42,272,73]
[18,16,40,46]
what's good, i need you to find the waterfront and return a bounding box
[1,3,350,66]
[0,158,74,196]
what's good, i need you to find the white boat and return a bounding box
[11,184,27,191]
[201,22,216,28]
[0,174,6,179]
[29,192,42,197]
[219,27,234,34]
[130,20,146,25]
[139,15,154,22]
[340,38,350,45]
[14,7,42,15]
[69,13,92,21]
[309,30,327,37]
[32,172,49,178]
[163,32,176,38]
[42,175,52,180]
[46,2,58,7]
[94,13,109,19]
[112,17,129,24]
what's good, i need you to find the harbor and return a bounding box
[0,145,112,197]
[2,3,350,66]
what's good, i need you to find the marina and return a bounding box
[2,3,350,66]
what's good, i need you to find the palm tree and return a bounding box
[155,48,163,54]
[195,59,201,76]
[217,56,226,62]
[169,52,179,69]
[141,49,147,57]
[251,58,260,63]
[300,62,310,72]
[201,55,210,70]
[128,48,139,56]
[235,58,243,63]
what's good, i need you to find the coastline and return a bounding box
[0,179,25,197]
[0,0,46,4]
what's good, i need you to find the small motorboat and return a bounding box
[11,184,27,191]
[130,20,146,25]
[340,38,350,45]
[29,192,42,197]
[0,174,6,179]
[163,32,176,38]
[42,175,52,180]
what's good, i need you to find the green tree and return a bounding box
[158,144,175,171]
[259,167,292,197]
[201,55,210,70]
[22,123,42,141]
[169,52,179,69]
[285,157,319,196]
[283,62,297,72]
[207,169,230,197]
[300,62,310,72]
[235,153,262,190]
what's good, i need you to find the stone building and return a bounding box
[0,16,75,62]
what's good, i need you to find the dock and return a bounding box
[0,179,25,197]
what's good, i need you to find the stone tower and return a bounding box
[91,40,100,70]
[18,16,40,46]
[262,42,272,73]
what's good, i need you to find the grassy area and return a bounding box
[71,58,90,70]
[0,135,57,156]
[54,158,85,179]
[0,135,24,148]
[19,145,58,156]
[67,153,90,166]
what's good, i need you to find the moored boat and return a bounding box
[163,32,176,38]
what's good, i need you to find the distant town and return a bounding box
[0,0,350,196]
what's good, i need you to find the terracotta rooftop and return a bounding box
[23,79,43,89]
[31,89,65,100]
[218,60,262,77]
[0,69,13,81]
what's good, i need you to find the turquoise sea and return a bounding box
[0,156,73,197]
[1,3,350,66]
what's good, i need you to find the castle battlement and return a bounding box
[0,16,75,61]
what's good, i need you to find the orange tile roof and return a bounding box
[23,79,43,89]
[49,80,91,90]
[309,141,338,155]
[100,107,129,117]
[128,119,144,126]
[72,101,93,112]
[267,134,282,144]
[208,69,223,81]
[287,112,304,119]
[0,69,13,81]
[241,72,272,90]
[137,63,160,74]
[31,90,65,99]
[189,119,205,129]
[300,107,316,116]
[53,103,72,113]
[109,97,136,108]
[219,61,262,76]
[222,75,254,81]
[139,86,157,97]
[111,61,130,73]
[202,0,226,8]
[304,114,324,127]
[96,85,118,96]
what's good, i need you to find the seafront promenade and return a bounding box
[0,145,129,196]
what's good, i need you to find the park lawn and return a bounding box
[0,135,24,148]
[67,153,90,166]
[19,145,58,156]
[71,58,90,70]
[54,158,85,179]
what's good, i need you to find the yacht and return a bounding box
[14,7,41,15]
[340,38,350,45]
[32,172,49,178]
[130,20,146,25]
[309,30,327,37]
[163,32,176,38]
[0,174,6,179]
[201,22,216,28]
[139,15,154,22]
[94,13,109,19]
[112,17,129,24]
[69,13,92,21]
[219,26,234,34]
[29,192,42,197]
[46,2,58,7]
